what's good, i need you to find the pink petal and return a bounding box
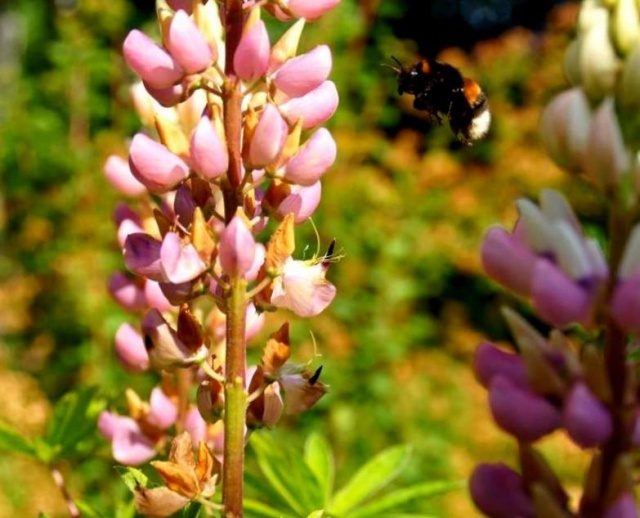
[489,376,561,442]
[124,233,167,282]
[112,425,157,465]
[563,382,612,448]
[277,181,322,223]
[122,29,184,89]
[167,10,214,74]
[108,272,147,311]
[249,104,288,168]
[469,464,534,518]
[233,20,270,81]
[473,342,528,389]
[148,387,178,430]
[284,128,336,185]
[219,215,257,277]
[273,45,332,97]
[129,133,190,194]
[114,323,150,372]
[160,232,207,284]
[190,116,228,180]
[611,276,640,332]
[104,155,147,197]
[144,280,175,311]
[481,226,537,296]
[142,81,186,107]
[287,0,341,20]
[271,261,336,317]
[531,260,592,328]
[280,81,339,129]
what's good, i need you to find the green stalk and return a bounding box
[222,275,248,518]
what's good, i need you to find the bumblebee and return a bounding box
[391,57,491,144]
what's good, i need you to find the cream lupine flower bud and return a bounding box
[579,9,620,101]
[539,88,591,172]
[268,19,305,71]
[167,10,215,74]
[612,0,640,55]
[583,98,631,189]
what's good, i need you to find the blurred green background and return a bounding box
[0,0,595,516]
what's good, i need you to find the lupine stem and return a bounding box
[223,275,248,518]
[221,2,248,516]
[591,202,635,516]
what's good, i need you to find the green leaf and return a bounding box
[75,500,104,518]
[44,388,106,460]
[0,420,36,457]
[346,480,464,518]
[303,433,334,505]
[114,499,137,518]
[119,467,148,493]
[181,502,202,518]
[328,444,412,516]
[250,432,324,515]
[306,511,325,518]
[243,497,298,518]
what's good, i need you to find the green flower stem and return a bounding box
[222,274,248,518]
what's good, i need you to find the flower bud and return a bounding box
[583,98,631,189]
[269,18,305,71]
[539,88,591,172]
[273,45,332,98]
[142,309,207,370]
[489,376,561,442]
[473,342,528,389]
[286,0,341,20]
[143,81,186,107]
[124,233,167,282]
[197,378,225,423]
[279,367,327,414]
[531,260,593,328]
[580,17,620,101]
[129,133,190,193]
[563,382,613,448]
[619,43,640,109]
[104,155,147,197]
[612,0,640,55]
[114,323,150,372]
[604,493,639,518]
[167,10,214,74]
[481,226,537,296]
[249,104,288,168]
[123,30,184,89]
[234,19,270,81]
[276,181,322,223]
[284,128,336,185]
[469,463,534,518]
[279,81,339,129]
[219,214,257,277]
[190,115,228,180]
[98,412,156,465]
[109,272,147,311]
[160,232,208,284]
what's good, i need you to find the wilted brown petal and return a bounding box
[134,486,190,517]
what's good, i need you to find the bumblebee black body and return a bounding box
[393,57,491,144]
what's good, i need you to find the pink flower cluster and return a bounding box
[482,189,607,328]
[100,0,340,468]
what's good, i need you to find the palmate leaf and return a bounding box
[250,432,324,515]
[346,480,465,518]
[328,444,411,516]
[303,433,334,505]
[0,419,37,457]
[244,497,298,518]
[44,387,106,460]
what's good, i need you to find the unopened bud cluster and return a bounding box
[99,0,340,514]
[472,1,640,517]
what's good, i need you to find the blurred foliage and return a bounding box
[0,0,596,516]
